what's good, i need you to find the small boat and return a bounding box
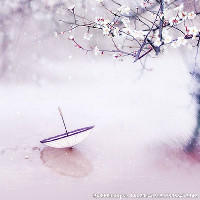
[40,107,94,148]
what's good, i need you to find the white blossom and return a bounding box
[102,26,110,35]
[188,26,199,38]
[95,17,110,28]
[171,36,187,48]
[154,29,172,44]
[118,5,130,15]
[113,27,120,37]
[164,35,172,44]
[94,17,112,36]
[162,30,172,43]
[68,35,74,40]
[187,11,196,20]
[154,39,162,47]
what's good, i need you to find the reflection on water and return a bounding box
[40,147,93,177]
[150,142,200,171]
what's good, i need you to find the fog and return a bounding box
[1,0,200,199]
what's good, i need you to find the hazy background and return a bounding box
[0,0,200,199]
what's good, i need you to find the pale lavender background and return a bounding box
[0,1,200,199]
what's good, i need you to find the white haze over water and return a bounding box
[0,47,199,199]
[1,1,200,199]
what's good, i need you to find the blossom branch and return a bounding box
[59,0,200,63]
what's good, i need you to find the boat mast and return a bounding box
[58,107,68,135]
